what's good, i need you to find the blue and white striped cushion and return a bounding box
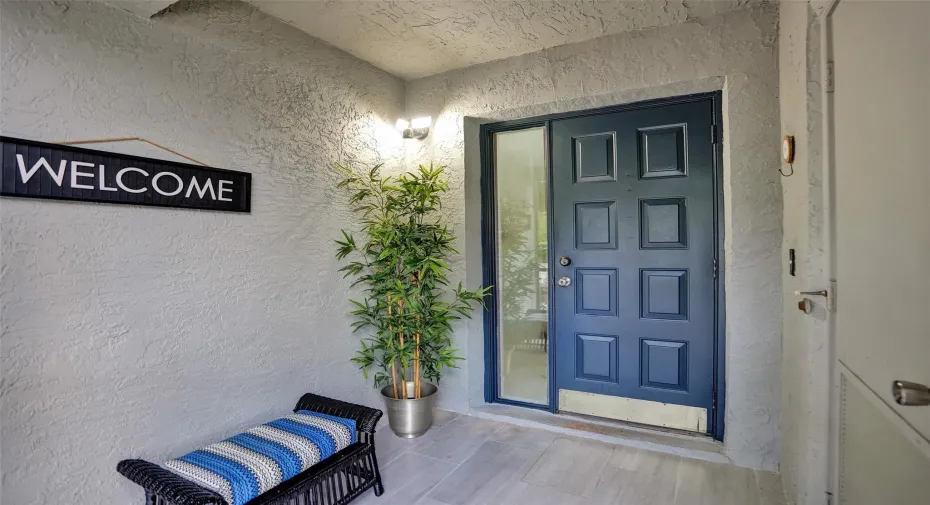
[165,410,356,505]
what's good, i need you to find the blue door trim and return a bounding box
[479,92,726,440]
[710,94,726,441]
[479,120,553,413]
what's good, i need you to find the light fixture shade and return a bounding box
[395,119,410,131]
[411,116,431,129]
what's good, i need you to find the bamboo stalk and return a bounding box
[399,340,407,400]
[390,361,399,400]
[388,295,399,400]
[397,297,407,400]
[415,332,421,399]
[412,272,422,399]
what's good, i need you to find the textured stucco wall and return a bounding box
[778,2,829,504]
[0,1,404,503]
[405,4,783,470]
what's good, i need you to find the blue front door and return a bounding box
[551,98,719,432]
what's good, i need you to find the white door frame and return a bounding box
[821,2,840,502]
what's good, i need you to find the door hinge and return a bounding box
[826,61,835,93]
[713,257,718,279]
[712,390,717,410]
[710,124,718,144]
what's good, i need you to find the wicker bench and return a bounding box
[117,393,384,505]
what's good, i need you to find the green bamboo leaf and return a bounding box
[333,161,489,389]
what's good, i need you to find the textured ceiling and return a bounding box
[101,0,177,17]
[245,0,762,80]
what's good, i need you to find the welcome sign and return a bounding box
[0,137,251,212]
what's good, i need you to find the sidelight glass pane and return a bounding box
[494,127,549,405]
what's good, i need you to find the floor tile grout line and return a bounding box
[488,436,557,453]
[491,449,550,503]
[376,449,406,467]
[416,427,547,503]
[406,451,464,466]
[403,414,498,466]
[432,412,462,429]
[518,437,613,497]
[410,432,491,466]
[373,414,459,467]
[584,443,615,500]
[517,432,567,487]
[412,456,464,505]
[590,449,619,497]
[514,442,547,486]
[463,440,546,504]
[672,453,684,505]
[374,434,424,466]
[367,445,461,505]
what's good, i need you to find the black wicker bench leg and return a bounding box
[366,433,384,497]
[372,458,384,497]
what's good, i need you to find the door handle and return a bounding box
[557,276,571,287]
[794,286,835,311]
[892,380,930,406]
[795,289,828,297]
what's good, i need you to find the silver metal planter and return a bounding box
[380,382,437,438]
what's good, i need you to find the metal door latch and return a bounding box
[794,285,835,311]
[892,380,930,406]
[795,289,828,297]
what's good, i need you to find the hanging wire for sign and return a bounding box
[780,162,794,177]
[54,136,209,166]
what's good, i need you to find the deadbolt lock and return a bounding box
[559,256,572,266]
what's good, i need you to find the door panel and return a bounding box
[551,99,718,430]
[830,0,930,501]
[837,372,930,505]
[832,0,930,439]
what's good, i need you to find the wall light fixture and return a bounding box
[396,116,431,139]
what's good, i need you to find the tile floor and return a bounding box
[355,410,786,505]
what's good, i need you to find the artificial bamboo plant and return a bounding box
[335,162,490,400]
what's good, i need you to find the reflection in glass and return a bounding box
[494,127,549,405]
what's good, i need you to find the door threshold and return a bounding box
[559,388,709,433]
[469,403,729,465]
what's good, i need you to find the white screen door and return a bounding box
[827,1,930,503]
